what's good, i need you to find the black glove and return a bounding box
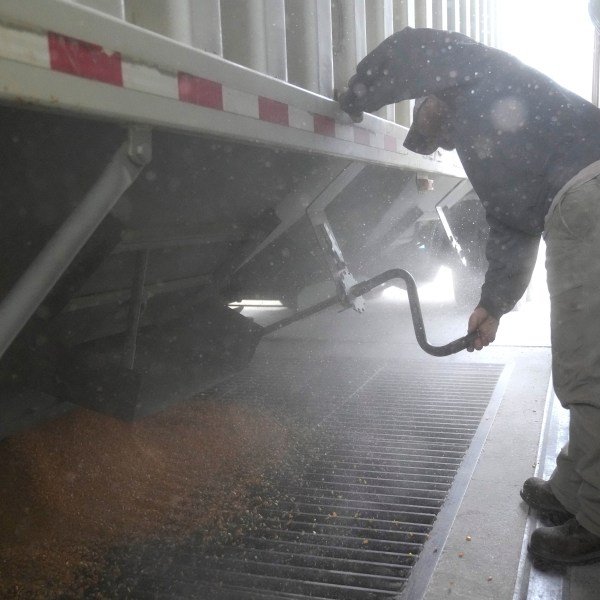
[339,31,410,122]
[339,28,482,122]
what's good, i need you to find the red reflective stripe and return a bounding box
[258,97,289,126]
[48,32,123,86]
[384,135,397,152]
[314,114,335,137]
[354,127,370,146]
[178,73,223,109]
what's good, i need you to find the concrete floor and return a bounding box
[243,286,598,600]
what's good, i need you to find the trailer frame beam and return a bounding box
[0,127,151,360]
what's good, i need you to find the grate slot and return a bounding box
[324,452,464,466]
[190,566,404,599]
[284,487,446,509]
[211,586,333,600]
[272,492,442,514]
[260,510,431,534]
[261,502,437,525]
[303,470,455,484]
[219,547,412,578]
[330,437,477,450]
[308,464,458,478]
[241,536,419,565]
[242,527,423,554]
[145,567,402,600]
[258,517,430,544]
[204,557,408,592]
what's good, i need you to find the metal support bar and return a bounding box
[64,274,212,312]
[434,179,474,266]
[123,249,149,369]
[115,225,255,253]
[306,162,366,312]
[363,177,425,249]
[0,127,151,360]
[235,160,360,271]
[436,205,467,266]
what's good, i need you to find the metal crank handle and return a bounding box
[349,268,479,357]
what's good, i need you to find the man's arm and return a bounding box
[478,215,541,320]
[339,27,489,120]
[467,216,540,351]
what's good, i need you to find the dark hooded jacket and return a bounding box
[341,27,600,318]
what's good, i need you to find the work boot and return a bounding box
[520,477,574,525]
[528,518,600,567]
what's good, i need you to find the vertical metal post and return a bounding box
[190,0,222,55]
[393,0,416,32]
[478,0,487,44]
[415,0,433,28]
[470,0,480,40]
[367,0,395,121]
[306,162,366,313]
[332,0,367,95]
[447,0,459,31]
[263,0,288,80]
[126,0,192,45]
[246,0,269,73]
[123,250,149,370]
[459,0,471,37]
[0,128,151,361]
[236,160,356,271]
[285,0,333,96]
[367,0,394,52]
[221,0,287,80]
[593,28,600,107]
[393,0,416,127]
[488,0,497,47]
[221,1,260,72]
[432,0,448,30]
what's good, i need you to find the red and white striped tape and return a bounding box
[2,25,404,154]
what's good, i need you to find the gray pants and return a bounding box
[545,175,600,536]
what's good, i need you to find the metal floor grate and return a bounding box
[93,357,506,599]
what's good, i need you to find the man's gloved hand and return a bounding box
[338,31,409,122]
[466,306,499,352]
[338,83,369,123]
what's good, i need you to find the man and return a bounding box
[340,26,600,567]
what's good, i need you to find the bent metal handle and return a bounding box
[349,268,478,357]
[260,268,478,357]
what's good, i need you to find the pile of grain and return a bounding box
[0,399,288,599]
